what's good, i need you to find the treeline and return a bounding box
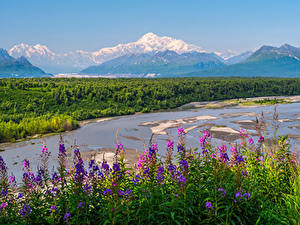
[1,77,300,142]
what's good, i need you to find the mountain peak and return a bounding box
[138,32,159,41]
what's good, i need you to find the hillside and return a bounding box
[0,48,46,77]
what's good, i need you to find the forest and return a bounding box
[1,77,300,142]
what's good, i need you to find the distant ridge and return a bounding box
[0,48,46,77]
[185,44,300,77]
[80,50,225,76]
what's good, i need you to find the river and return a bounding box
[1,101,300,182]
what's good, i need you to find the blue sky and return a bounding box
[1,0,300,53]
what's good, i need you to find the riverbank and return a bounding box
[1,95,300,147]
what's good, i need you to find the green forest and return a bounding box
[1,77,300,143]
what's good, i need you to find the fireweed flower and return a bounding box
[116,143,124,154]
[23,159,30,171]
[177,127,186,137]
[239,129,248,138]
[218,145,229,162]
[167,140,174,149]
[19,204,31,217]
[248,137,254,145]
[203,130,211,138]
[258,136,264,143]
[199,137,208,147]
[50,205,57,212]
[205,201,213,210]
[0,202,7,210]
[9,175,16,186]
[41,144,50,156]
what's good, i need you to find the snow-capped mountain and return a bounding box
[0,48,46,77]
[8,33,215,73]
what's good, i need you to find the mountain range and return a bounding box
[3,33,300,77]
[8,33,242,74]
[0,48,45,77]
[186,44,300,77]
[80,50,225,76]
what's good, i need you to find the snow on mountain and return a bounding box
[8,33,227,73]
[214,49,238,60]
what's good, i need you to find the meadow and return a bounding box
[0,114,299,224]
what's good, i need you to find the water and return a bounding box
[1,102,300,181]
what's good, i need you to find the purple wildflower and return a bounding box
[50,205,57,212]
[218,145,229,162]
[168,164,177,173]
[132,175,142,185]
[101,161,110,173]
[156,166,165,184]
[218,188,226,198]
[0,156,7,172]
[234,191,251,203]
[205,201,213,210]
[64,212,72,222]
[1,188,7,197]
[78,202,85,208]
[143,167,150,178]
[103,188,112,196]
[177,144,185,154]
[177,173,186,184]
[0,202,7,210]
[59,143,66,156]
[84,183,92,192]
[113,163,121,174]
[179,160,189,172]
[17,192,24,199]
[19,204,31,217]
[242,170,248,177]
[51,172,59,184]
